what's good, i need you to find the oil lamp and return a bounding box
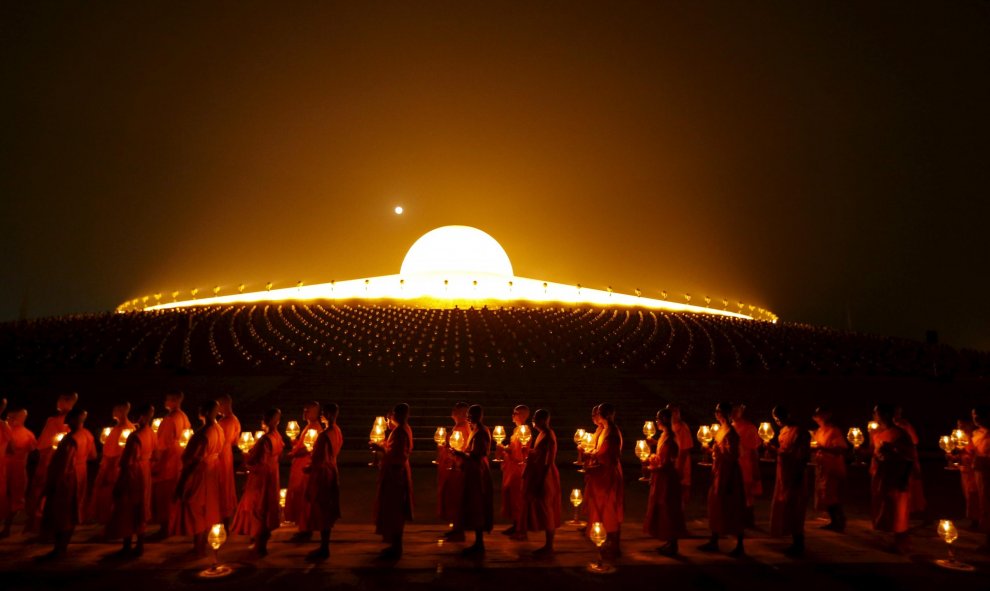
[635,439,651,482]
[237,432,255,454]
[254,430,265,441]
[950,428,970,449]
[199,523,233,578]
[847,427,865,466]
[151,418,162,433]
[566,488,587,528]
[934,519,974,571]
[432,426,446,465]
[373,415,387,430]
[809,430,818,449]
[100,427,112,445]
[517,424,532,446]
[940,435,958,469]
[52,432,65,450]
[450,430,465,452]
[303,428,318,453]
[492,425,506,463]
[285,420,300,441]
[573,428,587,465]
[178,428,194,449]
[867,421,879,434]
[758,422,775,462]
[642,420,656,439]
[369,422,386,467]
[710,423,720,435]
[118,428,132,447]
[587,521,615,574]
[696,425,713,466]
[279,488,287,524]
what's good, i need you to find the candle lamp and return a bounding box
[517,424,532,447]
[100,427,112,445]
[52,432,66,450]
[758,422,775,462]
[118,428,132,447]
[178,428,194,449]
[578,431,595,472]
[847,427,865,466]
[373,416,387,430]
[278,488,288,524]
[809,430,818,449]
[285,420,301,441]
[565,488,587,528]
[939,435,959,470]
[642,420,656,439]
[492,425,506,463]
[950,429,970,449]
[867,421,879,434]
[586,521,615,574]
[432,426,446,465]
[635,439,651,482]
[573,428,587,465]
[199,523,234,578]
[369,423,386,467]
[710,423,720,435]
[450,430,465,452]
[934,519,975,571]
[696,425,713,466]
[151,418,163,433]
[237,432,255,454]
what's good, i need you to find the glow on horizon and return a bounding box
[119,225,778,322]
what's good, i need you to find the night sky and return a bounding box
[2,2,988,350]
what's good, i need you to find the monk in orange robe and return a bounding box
[438,402,470,541]
[88,402,135,525]
[106,403,157,556]
[371,403,413,560]
[644,408,686,556]
[25,392,76,534]
[699,402,746,556]
[151,391,191,538]
[40,407,93,558]
[451,404,493,556]
[894,406,926,518]
[584,402,623,559]
[497,404,530,537]
[667,404,694,510]
[519,408,561,556]
[812,406,847,532]
[970,405,990,548]
[732,404,762,527]
[304,403,342,561]
[285,400,322,540]
[231,408,284,557]
[171,400,225,556]
[870,403,916,554]
[769,406,811,556]
[216,394,241,529]
[1,407,36,538]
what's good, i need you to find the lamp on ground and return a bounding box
[199,523,234,578]
[285,421,300,441]
[847,427,865,466]
[565,488,587,528]
[587,521,615,574]
[492,425,506,463]
[758,422,775,462]
[934,519,975,571]
[636,439,651,482]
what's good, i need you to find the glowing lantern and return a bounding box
[237,432,255,454]
[642,420,656,439]
[100,427,112,445]
[434,426,447,446]
[635,439,651,482]
[254,430,265,441]
[934,519,974,571]
[52,432,66,450]
[565,488,586,528]
[809,431,818,449]
[285,421,301,441]
[950,429,970,449]
[587,522,614,574]
[581,431,594,450]
[517,424,532,446]
[279,488,287,508]
[450,430,465,452]
[373,416,387,430]
[199,523,234,578]
[151,418,162,433]
[492,425,506,445]
[710,423,720,435]
[118,428,132,447]
[867,421,879,434]
[574,429,586,444]
[303,428,319,452]
[758,422,774,444]
[179,428,194,449]
[939,435,953,453]
[696,425,713,466]
[847,427,865,466]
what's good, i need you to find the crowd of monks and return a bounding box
[0,392,988,563]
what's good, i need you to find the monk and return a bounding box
[304,403,342,561]
[151,391,191,538]
[1,406,36,538]
[667,404,694,510]
[497,404,530,537]
[285,400,322,541]
[584,402,624,559]
[451,404,493,556]
[371,403,413,560]
[769,406,811,556]
[971,405,990,550]
[217,394,241,529]
[231,408,284,557]
[106,403,157,557]
[893,406,926,519]
[812,406,848,532]
[870,403,917,554]
[519,408,561,556]
[438,401,470,541]
[955,417,980,529]
[699,402,746,556]
[40,407,94,558]
[644,408,686,557]
[25,392,77,534]
[171,400,225,556]
[732,404,762,527]
[88,402,135,525]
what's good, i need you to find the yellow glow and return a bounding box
[573,428,586,444]
[285,421,300,441]
[758,422,774,443]
[635,439,650,461]
[119,428,132,447]
[151,418,162,433]
[433,426,447,446]
[570,488,583,507]
[394,206,404,215]
[123,225,777,323]
[492,425,506,444]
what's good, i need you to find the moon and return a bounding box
[394,206,404,215]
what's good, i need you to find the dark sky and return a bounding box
[2,2,988,350]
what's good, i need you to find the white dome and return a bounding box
[400,226,514,278]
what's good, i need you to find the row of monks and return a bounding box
[1,393,988,562]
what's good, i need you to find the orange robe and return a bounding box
[437,423,470,524]
[813,425,847,509]
[305,428,341,531]
[459,425,493,533]
[88,420,135,524]
[0,421,10,520]
[520,429,561,532]
[733,418,762,507]
[171,422,224,536]
[231,431,284,537]
[770,426,811,536]
[5,425,36,515]
[284,422,322,530]
[152,409,191,530]
[106,426,157,538]
[585,423,624,533]
[374,424,414,540]
[707,426,746,535]
[25,414,69,531]
[869,425,915,533]
[671,419,694,506]
[500,425,528,524]
[895,419,926,514]
[41,428,94,534]
[644,433,686,540]
[217,414,241,520]
[972,428,990,534]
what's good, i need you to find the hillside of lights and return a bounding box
[117,225,778,323]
